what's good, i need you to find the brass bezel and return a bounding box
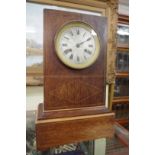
[54,21,101,69]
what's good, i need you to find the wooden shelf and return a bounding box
[118,14,129,24]
[111,14,129,125]
[116,118,129,125]
[117,47,129,52]
[112,97,129,104]
[113,96,129,100]
[116,72,129,77]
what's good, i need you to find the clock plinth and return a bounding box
[35,9,115,151]
[36,103,114,151]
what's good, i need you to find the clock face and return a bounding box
[54,21,100,69]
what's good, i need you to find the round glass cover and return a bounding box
[54,21,100,69]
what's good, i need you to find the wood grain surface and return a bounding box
[36,112,115,150]
[37,103,111,119]
[44,9,108,110]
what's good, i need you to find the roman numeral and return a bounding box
[69,54,73,59]
[64,49,72,54]
[77,56,80,62]
[84,49,92,55]
[88,44,93,48]
[76,29,80,35]
[83,32,86,37]
[70,31,73,36]
[64,36,69,40]
[62,43,67,47]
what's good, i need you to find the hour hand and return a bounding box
[76,41,85,47]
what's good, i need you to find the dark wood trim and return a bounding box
[117,47,129,52]
[118,14,129,24]
[37,103,111,120]
[113,96,129,100]
[116,72,129,77]
[112,98,129,104]
[116,118,129,125]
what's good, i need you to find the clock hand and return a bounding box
[76,37,91,48]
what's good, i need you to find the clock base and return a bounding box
[36,103,115,151]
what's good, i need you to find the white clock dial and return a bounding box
[55,22,100,69]
[60,27,96,64]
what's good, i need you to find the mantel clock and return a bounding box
[36,9,114,151]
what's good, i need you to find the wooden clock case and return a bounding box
[36,9,115,151]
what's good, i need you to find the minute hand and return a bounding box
[76,37,91,47]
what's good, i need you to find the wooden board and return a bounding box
[37,103,110,119]
[36,112,115,150]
